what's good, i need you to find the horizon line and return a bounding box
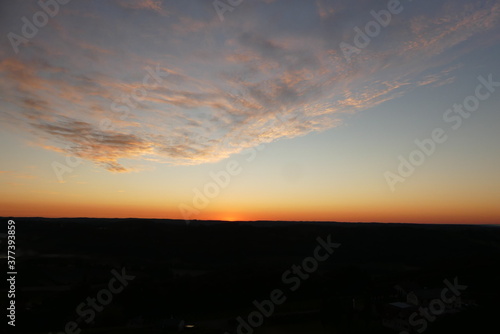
[2,216,499,226]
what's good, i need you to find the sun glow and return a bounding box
[221,216,239,222]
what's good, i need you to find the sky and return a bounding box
[0,0,499,224]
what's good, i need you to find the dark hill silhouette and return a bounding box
[2,217,499,333]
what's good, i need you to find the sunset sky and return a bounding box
[1,0,499,224]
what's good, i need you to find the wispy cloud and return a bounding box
[1,0,499,172]
[115,0,170,16]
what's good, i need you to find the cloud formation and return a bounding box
[0,0,499,172]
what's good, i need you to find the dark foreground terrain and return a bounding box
[2,217,500,333]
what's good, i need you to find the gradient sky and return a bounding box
[1,0,499,223]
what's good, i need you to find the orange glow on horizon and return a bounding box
[2,199,499,225]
